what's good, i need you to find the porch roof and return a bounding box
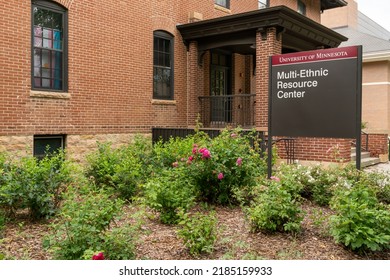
[177,6,348,55]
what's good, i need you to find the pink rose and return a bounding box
[172,161,179,168]
[192,148,198,155]
[217,172,224,180]
[92,252,104,260]
[236,157,243,166]
[270,176,280,182]
[230,133,237,138]
[201,149,211,159]
[188,156,194,161]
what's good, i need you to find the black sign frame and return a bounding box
[267,46,363,178]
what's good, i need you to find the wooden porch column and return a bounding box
[255,27,282,130]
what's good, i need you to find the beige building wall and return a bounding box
[321,0,358,28]
[362,61,390,134]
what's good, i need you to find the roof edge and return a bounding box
[363,51,390,62]
[321,0,348,11]
[177,6,347,49]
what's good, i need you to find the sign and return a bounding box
[269,46,362,138]
[267,46,363,176]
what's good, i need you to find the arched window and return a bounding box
[32,0,67,91]
[153,31,174,100]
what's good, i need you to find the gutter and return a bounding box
[363,51,390,62]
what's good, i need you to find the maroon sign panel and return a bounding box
[269,46,362,138]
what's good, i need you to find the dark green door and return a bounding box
[210,53,231,123]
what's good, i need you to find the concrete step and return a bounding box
[351,147,381,168]
[351,151,370,161]
[360,157,381,168]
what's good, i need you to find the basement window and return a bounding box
[33,135,65,159]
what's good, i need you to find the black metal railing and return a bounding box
[198,94,256,128]
[273,138,295,164]
[351,131,369,152]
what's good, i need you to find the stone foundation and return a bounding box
[66,133,151,163]
[0,133,151,163]
[0,135,33,157]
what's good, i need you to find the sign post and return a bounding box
[268,46,362,177]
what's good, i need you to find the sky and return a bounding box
[356,0,390,31]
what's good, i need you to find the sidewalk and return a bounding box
[365,162,390,173]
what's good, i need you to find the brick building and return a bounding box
[0,0,348,162]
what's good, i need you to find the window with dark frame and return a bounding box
[298,0,307,15]
[215,0,230,9]
[33,135,65,159]
[32,0,67,91]
[153,31,174,100]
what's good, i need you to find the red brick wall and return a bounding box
[363,134,389,158]
[270,0,321,22]
[0,0,259,141]
[255,28,282,129]
[276,137,352,163]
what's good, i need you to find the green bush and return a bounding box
[46,186,125,259]
[143,168,196,224]
[281,164,339,206]
[86,138,151,200]
[151,132,208,172]
[185,128,267,205]
[112,151,142,200]
[246,177,303,233]
[0,151,76,219]
[359,171,390,205]
[177,210,218,256]
[85,142,121,190]
[100,226,136,260]
[330,183,390,252]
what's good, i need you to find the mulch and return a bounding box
[1,199,389,260]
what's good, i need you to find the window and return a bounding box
[33,135,65,159]
[32,0,67,91]
[258,0,268,9]
[215,0,230,9]
[153,31,174,100]
[298,0,306,15]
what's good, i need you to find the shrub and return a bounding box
[143,168,196,224]
[0,151,76,219]
[279,164,341,206]
[100,226,136,260]
[86,139,150,200]
[112,151,142,200]
[46,187,124,260]
[359,171,390,205]
[85,142,121,190]
[151,132,208,172]
[246,177,303,233]
[177,210,218,256]
[330,183,390,252]
[186,128,267,205]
